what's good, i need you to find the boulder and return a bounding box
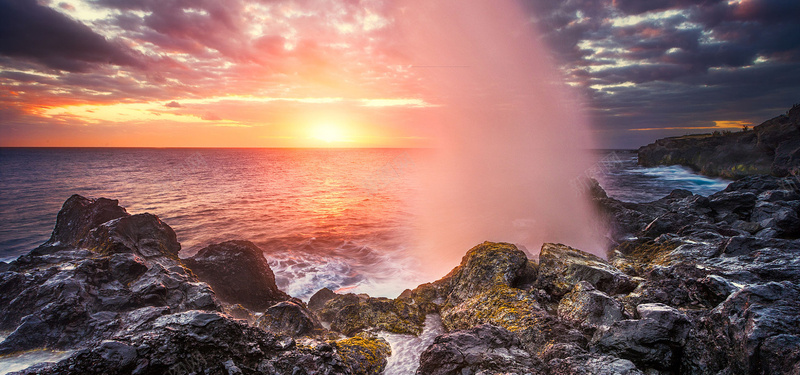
[440,284,580,353]
[334,334,392,375]
[308,287,338,311]
[591,303,690,371]
[184,240,289,311]
[256,300,324,337]
[536,243,636,298]
[320,293,426,336]
[435,241,530,306]
[558,281,625,331]
[416,324,539,375]
[685,281,800,374]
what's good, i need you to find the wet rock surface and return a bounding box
[0,196,391,374]
[183,240,289,311]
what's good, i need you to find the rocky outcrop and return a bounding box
[256,300,324,337]
[0,198,218,355]
[0,195,390,374]
[638,103,800,178]
[419,175,800,374]
[313,292,427,336]
[5,174,800,374]
[416,324,539,375]
[184,240,289,311]
[536,243,637,298]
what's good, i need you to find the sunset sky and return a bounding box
[1,0,799,148]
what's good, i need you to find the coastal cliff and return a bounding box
[638,103,800,179]
[2,184,800,374]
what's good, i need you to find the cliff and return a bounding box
[638,103,800,179]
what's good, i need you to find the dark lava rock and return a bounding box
[416,324,539,375]
[256,300,324,337]
[35,195,129,252]
[308,287,338,311]
[2,196,391,374]
[82,213,182,261]
[184,240,289,311]
[558,281,625,331]
[685,281,800,374]
[19,310,391,375]
[591,303,690,371]
[536,243,636,298]
[0,197,218,355]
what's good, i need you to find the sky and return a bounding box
[1,0,799,148]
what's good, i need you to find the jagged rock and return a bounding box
[81,213,182,262]
[684,281,800,374]
[591,303,690,371]
[19,310,391,375]
[558,281,625,331]
[751,200,800,236]
[642,211,707,238]
[0,196,219,355]
[543,347,644,375]
[416,324,540,375]
[35,195,129,252]
[308,287,338,311]
[256,300,324,337]
[536,243,636,298]
[184,240,289,311]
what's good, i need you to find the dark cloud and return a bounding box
[165,101,182,108]
[0,0,144,72]
[521,0,800,148]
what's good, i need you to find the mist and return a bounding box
[394,1,606,277]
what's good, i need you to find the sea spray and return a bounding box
[393,1,606,276]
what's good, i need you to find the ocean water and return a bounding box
[0,148,424,299]
[0,148,730,300]
[595,150,731,203]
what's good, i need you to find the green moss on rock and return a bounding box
[335,334,391,375]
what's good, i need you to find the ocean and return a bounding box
[0,148,730,300]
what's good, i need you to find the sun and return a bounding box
[311,123,346,143]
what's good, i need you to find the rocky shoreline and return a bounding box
[1,174,800,374]
[638,104,800,179]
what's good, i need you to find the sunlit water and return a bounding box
[0,148,733,300]
[595,150,731,203]
[0,148,425,300]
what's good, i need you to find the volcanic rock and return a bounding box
[183,240,289,311]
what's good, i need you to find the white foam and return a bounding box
[0,350,75,375]
[379,314,444,375]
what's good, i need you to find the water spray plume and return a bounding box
[395,1,606,277]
